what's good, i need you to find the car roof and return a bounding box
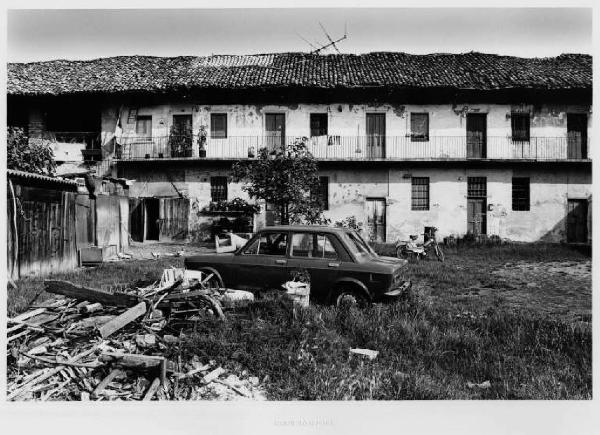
[258,225,350,234]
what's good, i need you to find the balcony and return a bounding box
[39,132,104,162]
[115,135,590,162]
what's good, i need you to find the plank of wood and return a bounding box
[91,369,125,399]
[45,280,140,307]
[98,302,147,338]
[7,329,30,343]
[20,352,102,369]
[176,364,211,380]
[99,352,164,370]
[7,345,98,401]
[9,308,47,323]
[142,378,161,401]
[202,367,225,384]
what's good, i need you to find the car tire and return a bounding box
[396,247,408,259]
[198,268,224,289]
[335,288,368,308]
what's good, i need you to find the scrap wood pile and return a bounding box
[7,268,264,401]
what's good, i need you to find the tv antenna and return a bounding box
[297,22,348,54]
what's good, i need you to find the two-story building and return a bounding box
[8,52,592,243]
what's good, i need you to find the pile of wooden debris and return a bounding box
[7,268,264,401]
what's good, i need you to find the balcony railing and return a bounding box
[112,134,589,161]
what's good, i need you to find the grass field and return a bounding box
[7,242,592,400]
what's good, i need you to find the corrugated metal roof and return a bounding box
[7,52,592,96]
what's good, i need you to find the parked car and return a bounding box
[184,225,411,305]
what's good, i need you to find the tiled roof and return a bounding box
[7,169,79,187]
[7,52,592,96]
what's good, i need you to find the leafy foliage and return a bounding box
[334,216,363,231]
[231,138,326,225]
[202,197,261,214]
[7,127,56,175]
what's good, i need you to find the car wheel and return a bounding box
[335,289,368,308]
[198,269,224,289]
[396,247,408,259]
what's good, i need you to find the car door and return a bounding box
[286,232,346,303]
[232,231,290,291]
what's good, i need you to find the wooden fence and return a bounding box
[7,171,130,280]
[7,174,78,280]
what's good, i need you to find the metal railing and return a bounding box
[110,134,589,161]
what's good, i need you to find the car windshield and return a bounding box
[346,231,377,257]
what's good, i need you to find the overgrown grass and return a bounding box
[7,257,184,317]
[181,291,591,399]
[8,243,591,399]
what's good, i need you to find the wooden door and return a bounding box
[172,114,193,157]
[265,114,285,151]
[467,199,487,235]
[366,113,386,158]
[467,177,487,235]
[567,199,588,243]
[366,198,386,242]
[567,114,587,159]
[467,114,487,158]
[159,197,190,241]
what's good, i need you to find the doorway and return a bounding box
[567,199,588,243]
[467,177,487,235]
[145,198,160,241]
[466,114,487,158]
[265,113,286,151]
[366,198,386,242]
[171,114,193,157]
[366,113,386,158]
[567,114,587,159]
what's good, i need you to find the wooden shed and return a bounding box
[7,169,79,279]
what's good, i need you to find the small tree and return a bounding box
[231,138,327,225]
[7,127,56,175]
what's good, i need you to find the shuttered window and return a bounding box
[135,116,152,137]
[311,176,329,210]
[210,176,228,202]
[468,177,487,197]
[210,114,227,139]
[512,177,530,211]
[310,114,328,137]
[511,113,530,142]
[410,113,429,142]
[411,177,429,210]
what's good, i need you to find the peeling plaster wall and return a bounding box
[109,100,591,243]
[108,102,591,141]
[319,167,591,243]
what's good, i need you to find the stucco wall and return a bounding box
[120,164,590,243]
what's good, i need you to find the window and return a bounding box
[312,176,329,210]
[410,113,429,142]
[210,114,227,139]
[243,232,288,256]
[411,177,430,211]
[512,177,530,211]
[290,233,339,259]
[135,116,152,137]
[210,176,228,202]
[511,113,530,142]
[468,177,487,197]
[310,114,328,137]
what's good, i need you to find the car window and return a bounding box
[291,233,314,257]
[346,231,371,256]
[291,233,340,260]
[243,232,288,256]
